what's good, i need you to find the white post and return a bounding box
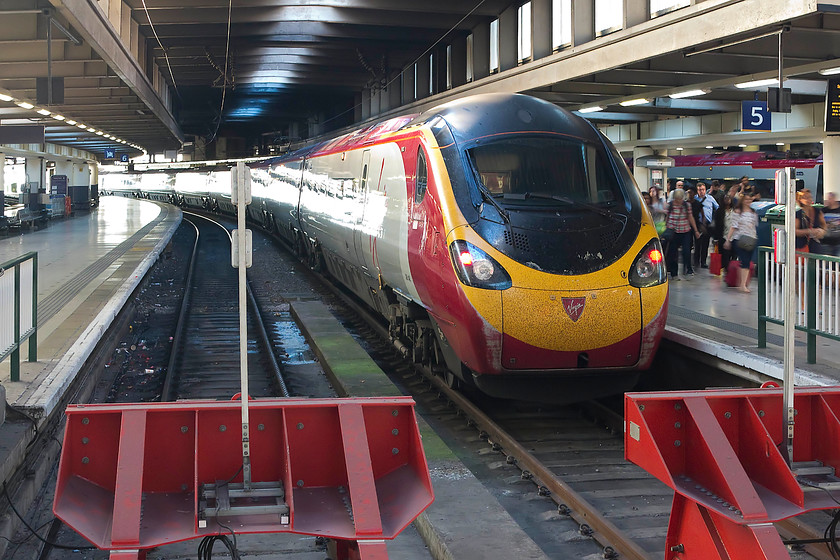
[783,167,796,464]
[232,161,253,488]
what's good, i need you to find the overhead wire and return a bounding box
[207,0,234,144]
[320,0,487,128]
[140,0,179,96]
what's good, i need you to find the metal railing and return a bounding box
[758,247,840,363]
[0,252,38,381]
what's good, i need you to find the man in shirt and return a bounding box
[691,182,719,269]
[821,191,840,257]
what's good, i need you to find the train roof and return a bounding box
[413,93,603,146]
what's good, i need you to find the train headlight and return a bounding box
[629,239,667,288]
[450,240,512,290]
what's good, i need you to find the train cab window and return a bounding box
[415,148,429,204]
[466,136,623,207]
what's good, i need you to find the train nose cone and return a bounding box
[501,287,642,369]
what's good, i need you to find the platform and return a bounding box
[0,197,181,417]
[666,270,839,386]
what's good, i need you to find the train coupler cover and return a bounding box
[53,397,434,559]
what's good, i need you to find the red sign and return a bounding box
[561,297,586,322]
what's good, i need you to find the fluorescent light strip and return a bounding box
[52,114,65,121]
[669,89,708,99]
[820,67,840,76]
[735,78,778,89]
[0,93,12,102]
[16,101,34,109]
[619,98,650,107]
[37,109,51,116]
[578,105,604,114]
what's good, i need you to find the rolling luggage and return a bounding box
[725,260,740,287]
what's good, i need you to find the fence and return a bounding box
[758,247,840,363]
[0,252,38,381]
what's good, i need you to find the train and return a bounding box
[102,93,669,403]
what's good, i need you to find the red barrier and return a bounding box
[625,386,840,559]
[54,397,434,559]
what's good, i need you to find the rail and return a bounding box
[758,246,840,362]
[0,252,38,381]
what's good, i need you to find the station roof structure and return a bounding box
[1,0,840,159]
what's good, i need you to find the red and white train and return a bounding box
[103,94,669,403]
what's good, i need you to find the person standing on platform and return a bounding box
[724,192,759,293]
[819,191,840,257]
[692,182,719,270]
[710,180,726,206]
[713,194,735,272]
[795,189,826,254]
[665,188,701,281]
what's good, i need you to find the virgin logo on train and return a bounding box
[562,297,586,322]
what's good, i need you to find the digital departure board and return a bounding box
[825,78,840,132]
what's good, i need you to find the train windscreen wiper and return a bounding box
[476,183,511,223]
[512,193,620,221]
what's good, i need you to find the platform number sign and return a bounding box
[742,100,771,131]
[120,153,129,163]
[104,148,116,159]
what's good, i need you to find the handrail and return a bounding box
[0,251,38,381]
[758,247,840,363]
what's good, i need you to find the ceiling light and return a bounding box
[775,142,785,146]
[52,114,65,120]
[0,93,12,102]
[578,105,604,114]
[95,131,104,135]
[676,147,684,151]
[738,144,747,148]
[735,78,778,89]
[66,119,77,125]
[76,123,86,129]
[669,89,709,99]
[705,146,714,149]
[819,67,840,76]
[619,98,650,107]
[16,101,34,109]
[36,108,51,116]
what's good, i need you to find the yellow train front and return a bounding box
[407,94,668,403]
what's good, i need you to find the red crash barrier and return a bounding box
[625,386,840,560]
[54,397,434,560]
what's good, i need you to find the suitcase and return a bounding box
[725,260,740,287]
[709,252,722,276]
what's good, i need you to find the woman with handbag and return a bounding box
[664,188,701,281]
[724,191,758,293]
[795,189,826,254]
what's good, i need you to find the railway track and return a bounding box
[162,213,288,401]
[315,261,839,560]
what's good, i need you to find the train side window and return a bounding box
[415,148,428,204]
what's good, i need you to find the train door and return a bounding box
[353,150,371,272]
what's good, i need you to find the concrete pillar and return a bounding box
[822,136,840,202]
[499,5,517,71]
[416,57,430,100]
[532,0,552,60]
[625,0,648,28]
[24,157,44,199]
[633,146,653,192]
[450,35,467,88]
[0,152,5,214]
[472,22,490,80]
[402,66,416,103]
[361,89,371,120]
[370,87,381,117]
[388,74,402,107]
[573,0,595,47]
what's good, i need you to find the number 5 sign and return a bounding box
[742,100,771,131]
